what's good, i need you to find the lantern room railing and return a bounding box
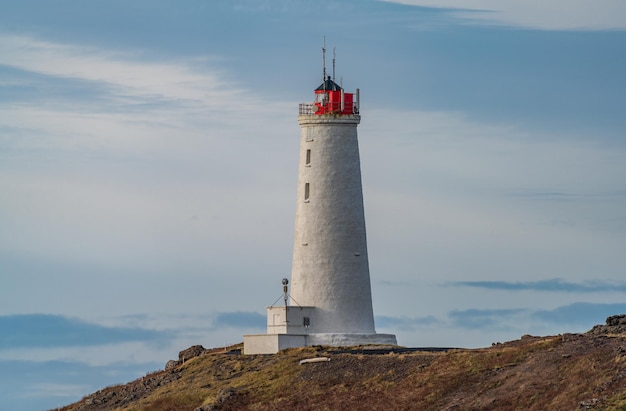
[299,102,359,116]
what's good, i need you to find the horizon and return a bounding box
[1,1,626,409]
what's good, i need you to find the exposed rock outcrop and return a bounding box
[164,345,208,370]
[606,314,626,326]
[164,360,178,371]
[195,388,243,411]
[179,345,207,362]
[587,314,626,336]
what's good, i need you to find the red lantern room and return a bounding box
[313,76,356,115]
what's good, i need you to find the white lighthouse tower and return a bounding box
[244,49,396,354]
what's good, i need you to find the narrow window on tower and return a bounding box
[305,149,311,166]
[304,183,310,202]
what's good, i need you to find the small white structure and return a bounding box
[244,51,396,354]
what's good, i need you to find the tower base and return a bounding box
[306,333,397,347]
[243,333,397,355]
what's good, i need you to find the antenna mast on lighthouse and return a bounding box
[322,36,327,84]
[333,47,336,81]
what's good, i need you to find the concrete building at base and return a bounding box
[244,57,396,354]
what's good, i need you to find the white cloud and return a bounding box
[380,0,626,30]
[0,34,295,153]
[0,35,235,108]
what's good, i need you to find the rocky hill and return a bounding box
[60,316,626,411]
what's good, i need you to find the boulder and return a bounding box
[179,345,206,363]
[606,314,626,326]
[165,360,179,371]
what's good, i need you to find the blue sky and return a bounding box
[1,0,625,409]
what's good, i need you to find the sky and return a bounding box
[1,0,625,409]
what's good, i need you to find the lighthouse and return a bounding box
[244,49,396,354]
[291,80,377,337]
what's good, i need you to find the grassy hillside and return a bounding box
[61,319,626,411]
